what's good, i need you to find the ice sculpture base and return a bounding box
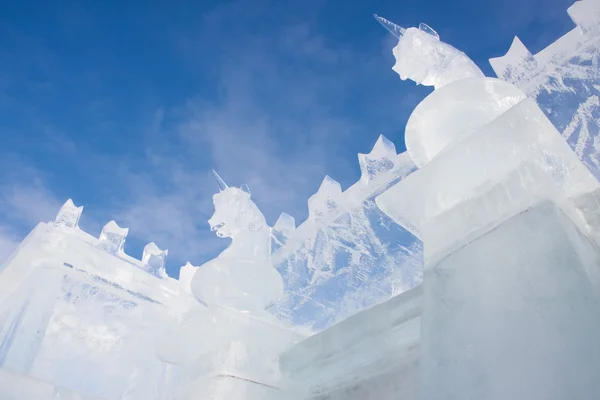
[419,200,600,400]
[170,305,305,400]
[280,286,421,400]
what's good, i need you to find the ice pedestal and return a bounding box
[279,286,421,400]
[419,201,600,400]
[160,305,304,400]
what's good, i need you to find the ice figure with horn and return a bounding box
[190,170,284,315]
[371,12,600,400]
[158,171,302,399]
[374,14,484,90]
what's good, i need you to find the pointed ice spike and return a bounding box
[373,14,406,39]
[212,169,228,192]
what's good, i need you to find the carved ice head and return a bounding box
[392,26,444,87]
[208,171,267,239]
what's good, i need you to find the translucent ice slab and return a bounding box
[419,201,600,400]
[280,286,422,399]
[377,97,599,240]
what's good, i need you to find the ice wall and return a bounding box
[0,201,194,400]
[271,136,423,331]
[490,0,600,177]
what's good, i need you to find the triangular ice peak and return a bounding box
[273,212,296,234]
[568,0,600,32]
[178,262,198,295]
[307,176,344,221]
[98,220,129,255]
[54,199,83,229]
[489,36,536,81]
[142,242,168,278]
[358,135,397,184]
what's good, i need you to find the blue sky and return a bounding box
[0,0,578,276]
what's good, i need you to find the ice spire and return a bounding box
[212,170,228,192]
[373,14,406,39]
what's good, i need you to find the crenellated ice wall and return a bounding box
[0,200,195,399]
[490,0,600,177]
[270,135,423,331]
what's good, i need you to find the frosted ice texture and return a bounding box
[490,0,600,177]
[272,139,423,331]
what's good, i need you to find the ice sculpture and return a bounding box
[160,171,303,400]
[378,15,484,90]
[374,13,600,400]
[2,2,600,399]
[190,170,284,314]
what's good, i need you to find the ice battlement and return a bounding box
[490,0,600,90]
[53,199,191,282]
[272,134,416,262]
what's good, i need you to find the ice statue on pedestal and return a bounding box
[159,171,302,400]
[190,171,284,315]
[374,14,600,400]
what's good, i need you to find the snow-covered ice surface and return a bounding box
[490,0,600,177]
